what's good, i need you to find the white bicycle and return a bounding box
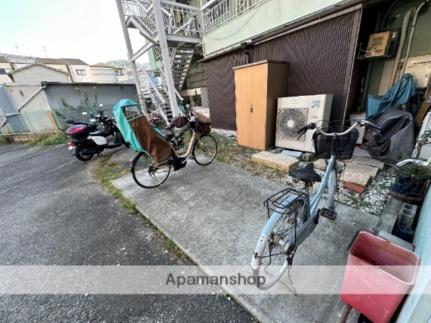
[251,120,382,290]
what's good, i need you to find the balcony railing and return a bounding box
[162,1,201,38]
[201,0,266,32]
[122,0,156,34]
[122,0,201,38]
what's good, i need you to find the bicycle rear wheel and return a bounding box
[251,195,308,290]
[131,152,171,189]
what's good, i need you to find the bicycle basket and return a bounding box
[312,128,359,160]
[194,112,211,135]
[264,188,309,219]
[196,121,211,135]
[172,116,189,129]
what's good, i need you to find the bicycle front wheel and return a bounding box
[192,134,217,166]
[251,196,308,290]
[131,152,171,189]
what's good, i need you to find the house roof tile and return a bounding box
[59,58,88,65]
[11,63,69,75]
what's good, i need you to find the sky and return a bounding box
[0,0,146,64]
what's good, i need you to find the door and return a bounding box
[234,67,251,147]
[248,64,268,149]
[235,62,268,149]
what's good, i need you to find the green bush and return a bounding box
[28,132,67,146]
[398,163,431,180]
[0,135,14,145]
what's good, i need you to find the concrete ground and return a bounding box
[114,160,380,323]
[0,144,254,322]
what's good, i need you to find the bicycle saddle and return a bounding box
[289,163,321,183]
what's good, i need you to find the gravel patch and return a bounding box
[214,134,395,216]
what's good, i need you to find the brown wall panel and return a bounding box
[205,52,248,130]
[205,10,361,130]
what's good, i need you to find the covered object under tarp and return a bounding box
[366,107,414,162]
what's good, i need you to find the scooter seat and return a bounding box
[289,163,321,183]
[89,130,105,136]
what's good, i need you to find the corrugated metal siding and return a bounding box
[205,52,248,130]
[0,85,29,134]
[205,9,361,130]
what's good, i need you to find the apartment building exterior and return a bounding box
[89,63,129,83]
[200,0,368,130]
[0,55,130,84]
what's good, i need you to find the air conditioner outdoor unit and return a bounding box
[275,94,333,152]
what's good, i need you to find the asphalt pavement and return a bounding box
[0,144,254,322]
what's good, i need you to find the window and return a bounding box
[76,69,86,76]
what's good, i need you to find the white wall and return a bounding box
[12,65,70,84]
[69,64,91,82]
[202,0,345,56]
[87,66,120,83]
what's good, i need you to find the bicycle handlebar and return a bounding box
[297,120,382,137]
[360,120,382,132]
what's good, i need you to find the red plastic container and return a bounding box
[340,231,420,323]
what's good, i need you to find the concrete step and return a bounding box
[346,156,385,170]
[313,158,381,194]
[341,163,379,193]
[251,151,299,171]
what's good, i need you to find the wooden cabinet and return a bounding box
[234,60,288,150]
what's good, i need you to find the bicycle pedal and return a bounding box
[173,159,187,171]
[319,208,337,220]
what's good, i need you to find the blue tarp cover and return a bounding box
[367,74,417,119]
[112,99,143,152]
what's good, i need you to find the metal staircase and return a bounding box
[172,47,195,89]
[153,46,195,90]
[116,0,202,123]
[138,69,172,123]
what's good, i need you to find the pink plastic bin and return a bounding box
[340,230,420,323]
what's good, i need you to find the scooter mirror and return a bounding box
[82,112,88,116]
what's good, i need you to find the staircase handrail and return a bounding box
[158,67,184,102]
[122,0,156,34]
[139,69,166,105]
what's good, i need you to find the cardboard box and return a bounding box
[365,31,391,57]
